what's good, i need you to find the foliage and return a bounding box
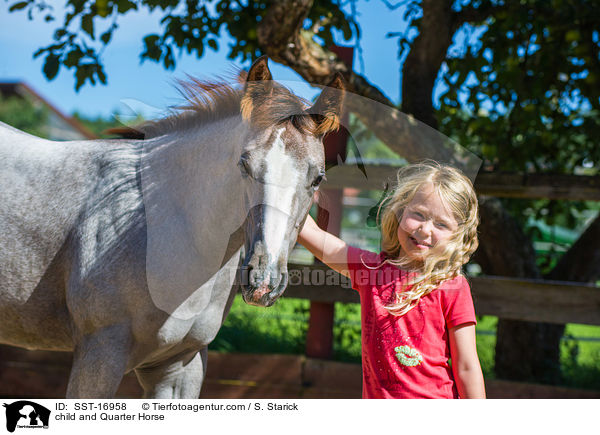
[439,0,600,172]
[333,302,362,362]
[433,0,600,271]
[561,324,600,390]
[72,110,145,138]
[6,0,357,90]
[0,93,50,138]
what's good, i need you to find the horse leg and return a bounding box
[66,326,130,398]
[134,348,207,399]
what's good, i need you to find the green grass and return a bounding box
[210,295,310,355]
[475,316,497,379]
[561,324,600,390]
[210,297,600,390]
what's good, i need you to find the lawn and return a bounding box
[210,295,600,391]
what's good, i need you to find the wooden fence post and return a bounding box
[305,45,353,359]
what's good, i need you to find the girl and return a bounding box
[297,161,486,399]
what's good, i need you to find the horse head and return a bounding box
[238,56,345,307]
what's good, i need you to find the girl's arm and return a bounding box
[297,214,350,278]
[449,322,487,399]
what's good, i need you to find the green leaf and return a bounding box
[64,48,84,68]
[95,0,109,17]
[75,64,94,91]
[33,47,46,58]
[96,64,107,84]
[81,14,95,39]
[141,34,161,61]
[53,29,68,39]
[42,54,60,80]
[117,0,137,14]
[100,30,112,44]
[9,1,29,12]
[163,45,175,69]
[75,68,84,91]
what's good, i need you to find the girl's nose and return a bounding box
[417,220,433,235]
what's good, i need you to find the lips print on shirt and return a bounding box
[389,292,427,370]
[394,345,424,367]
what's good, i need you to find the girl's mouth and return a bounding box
[409,236,432,249]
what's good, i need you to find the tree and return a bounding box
[6,0,354,90]
[72,110,145,138]
[8,0,599,385]
[0,93,50,138]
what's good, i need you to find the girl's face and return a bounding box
[396,182,459,263]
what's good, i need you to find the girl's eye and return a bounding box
[412,211,425,219]
[435,222,448,229]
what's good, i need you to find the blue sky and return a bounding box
[0,1,416,120]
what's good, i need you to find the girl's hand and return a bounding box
[449,322,487,399]
[297,214,350,278]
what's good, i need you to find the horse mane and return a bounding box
[109,70,321,140]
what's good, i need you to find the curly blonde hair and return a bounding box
[377,161,479,316]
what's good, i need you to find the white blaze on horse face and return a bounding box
[262,127,300,263]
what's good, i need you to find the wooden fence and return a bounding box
[327,164,600,201]
[285,263,600,326]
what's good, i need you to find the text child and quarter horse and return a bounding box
[0,57,345,398]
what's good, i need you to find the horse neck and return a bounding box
[143,115,248,251]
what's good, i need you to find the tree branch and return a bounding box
[257,0,462,168]
[401,0,454,128]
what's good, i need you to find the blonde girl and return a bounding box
[298,161,486,399]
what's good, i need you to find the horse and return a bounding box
[0,56,345,398]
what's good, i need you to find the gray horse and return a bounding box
[0,57,344,398]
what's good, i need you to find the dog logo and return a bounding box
[3,401,50,432]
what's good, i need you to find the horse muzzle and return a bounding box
[240,264,288,307]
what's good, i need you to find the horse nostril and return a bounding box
[270,272,280,289]
[277,272,288,292]
[241,265,253,288]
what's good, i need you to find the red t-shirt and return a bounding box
[347,246,476,399]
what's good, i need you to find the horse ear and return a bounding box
[246,55,272,82]
[241,56,273,121]
[308,73,346,135]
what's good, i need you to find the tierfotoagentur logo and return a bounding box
[3,401,50,433]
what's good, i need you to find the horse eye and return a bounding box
[238,156,250,177]
[311,174,325,189]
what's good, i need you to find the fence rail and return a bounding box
[285,263,600,326]
[325,164,600,201]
